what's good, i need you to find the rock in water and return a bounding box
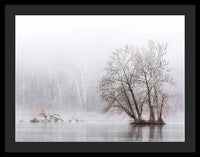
[30,114,64,123]
[68,117,84,123]
[30,117,40,123]
[50,114,64,122]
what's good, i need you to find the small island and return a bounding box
[99,41,172,125]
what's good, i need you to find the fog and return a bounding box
[16,15,184,119]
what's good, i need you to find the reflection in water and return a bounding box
[128,124,142,142]
[16,122,184,142]
[157,125,163,141]
[127,124,163,142]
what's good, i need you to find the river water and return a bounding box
[15,121,184,142]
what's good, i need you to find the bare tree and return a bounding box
[99,40,173,124]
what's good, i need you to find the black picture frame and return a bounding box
[4,3,196,153]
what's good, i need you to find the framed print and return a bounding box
[4,3,196,152]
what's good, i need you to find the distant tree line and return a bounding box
[16,66,101,112]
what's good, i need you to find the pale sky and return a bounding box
[16,15,185,95]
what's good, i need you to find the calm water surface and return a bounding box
[16,121,184,142]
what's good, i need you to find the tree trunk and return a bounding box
[120,79,136,119]
[144,73,155,121]
[159,97,164,122]
[153,86,160,121]
[121,67,141,119]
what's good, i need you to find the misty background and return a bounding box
[15,15,184,120]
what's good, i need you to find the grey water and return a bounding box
[15,121,184,142]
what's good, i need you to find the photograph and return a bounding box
[15,15,185,142]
